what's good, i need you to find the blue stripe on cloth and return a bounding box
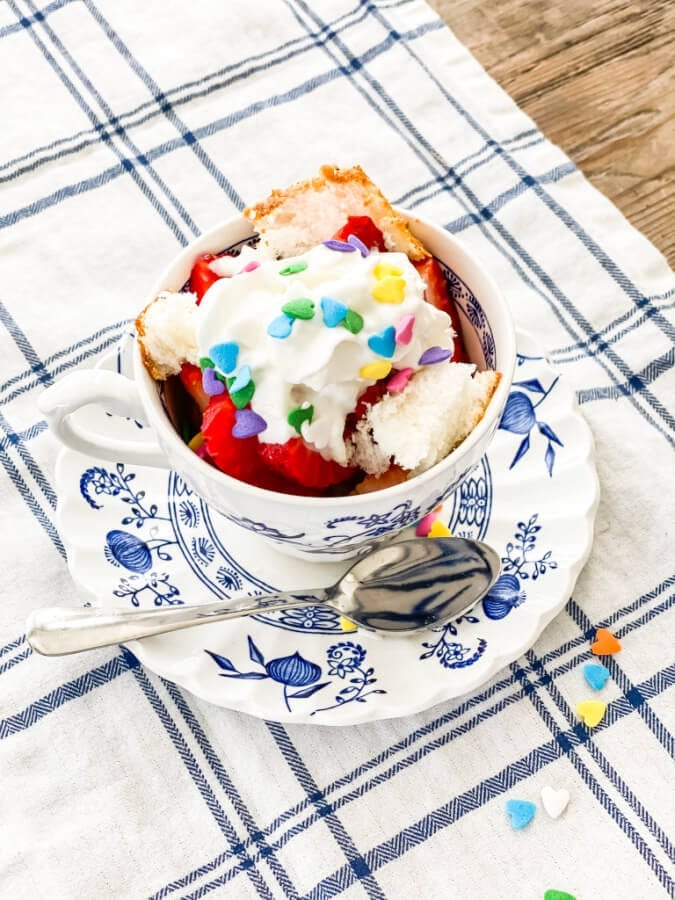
[161,680,298,899]
[367,0,675,350]
[81,0,244,210]
[304,664,675,899]
[154,587,674,897]
[0,650,138,739]
[20,0,200,239]
[0,635,26,659]
[286,0,675,446]
[577,348,675,406]
[0,0,74,40]
[517,654,675,886]
[565,598,675,760]
[5,0,190,245]
[0,1,376,185]
[128,665,275,900]
[0,300,52,387]
[0,421,48,452]
[267,721,387,900]
[0,18,441,234]
[0,646,32,676]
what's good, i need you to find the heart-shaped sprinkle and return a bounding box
[395,314,415,345]
[367,325,396,358]
[339,615,358,632]
[342,309,364,334]
[428,520,452,538]
[505,799,536,830]
[371,276,405,304]
[386,367,414,393]
[373,262,403,279]
[576,700,606,728]
[544,891,576,900]
[232,409,267,438]
[322,239,355,253]
[199,356,214,370]
[415,511,438,537]
[359,361,392,380]
[541,786,569,819]
[228,378,255,410]
[287,404,314,434]
[347,234,369,257]
[419,346,452,366]
[320,296,348,328]
[229,364,252,394]
[238,260,260,274]
[279,262,307,275]
[267,314,294,339]
[583,662,610,691]
[202,366,225,396]
[282,298,315,320]
[591,628,621,655]
[209,341,239,375]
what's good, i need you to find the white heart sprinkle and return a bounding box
[541,786,570,819]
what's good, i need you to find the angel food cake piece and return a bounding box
[136,165,500,495]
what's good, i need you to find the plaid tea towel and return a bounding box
[1,1,674,898]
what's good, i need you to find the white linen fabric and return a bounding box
[1,1,674,898]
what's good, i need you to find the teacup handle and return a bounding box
[38,370,169,468]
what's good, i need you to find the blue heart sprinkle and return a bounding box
[229,364,252,394]
[367,325,396,359]
[209,341,239,374]
[583,663,610,691]
[506,799,536,830]
[320,296,348,328]
[267,313,294,339]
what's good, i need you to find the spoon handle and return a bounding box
[26,592,325,656]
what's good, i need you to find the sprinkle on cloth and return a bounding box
[209,341,239,375]
[583,662,611,691]
[505,799,536,830]
[540,786,569,819]
[544,891,576,900]
[232,409,267,439]
[591,628,622,655]
[576,700,606,728]
[202,366,225,396]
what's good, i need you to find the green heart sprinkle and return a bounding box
[279,262,308,276]
[342,308,364,334]
[227,377,255,409]
[287,404,314,434]
[544,892,576,900]
[281,298,315,320]
[199,356,215,370]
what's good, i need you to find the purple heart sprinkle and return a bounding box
[322,239,356,253]
[419,346,452,366]
[347,234,369,257]
[232,409,267,439]
[202,366,225,396]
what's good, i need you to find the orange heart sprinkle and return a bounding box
[591,628,622,656]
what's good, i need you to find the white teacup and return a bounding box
[40,211,516,561]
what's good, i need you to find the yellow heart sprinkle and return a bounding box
[427,520,452,538]
[576,700,606,728]
[373,262,403,279]
[359,361,393,380]
[371,276,406,304]
[339,616,358,633]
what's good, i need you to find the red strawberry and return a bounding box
[178,363,210,413]
[332,216,387,252]
[200,395,262,482]
[259,438,355,489]
[414,258,468,363]
[189,254,222,303]
[344,380,389,439]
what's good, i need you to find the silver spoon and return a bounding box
[26,537,500,655]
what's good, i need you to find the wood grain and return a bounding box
[427,0,675,267]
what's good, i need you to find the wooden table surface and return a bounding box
[428,0,674,267]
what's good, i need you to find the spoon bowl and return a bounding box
[26,538,501,655]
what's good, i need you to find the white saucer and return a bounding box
[54,330,599,724]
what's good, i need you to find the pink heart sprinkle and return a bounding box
[238,260,260,274]
[415,511,438,537]
[386,367,414,393]
[395,314,415,345]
